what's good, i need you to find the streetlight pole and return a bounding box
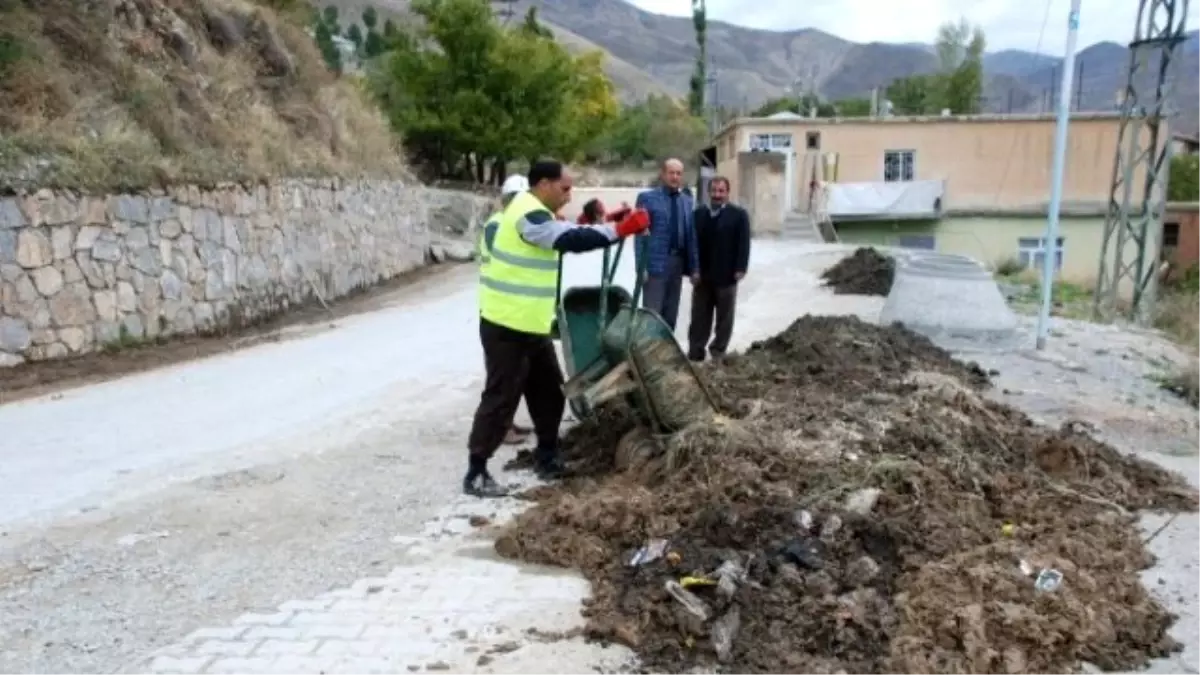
[1035,0,1083,350]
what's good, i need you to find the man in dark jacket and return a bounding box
[687,176,750,362]
[635,158,699,331]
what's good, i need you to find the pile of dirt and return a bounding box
[821,247,896,296]
[495,315,1198,674]
[0,0,406,192]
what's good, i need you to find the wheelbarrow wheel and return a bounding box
[568,396,590,421]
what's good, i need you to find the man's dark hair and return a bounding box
[527,159,564,187]
[581,198,603,223]
[710,175,731,190]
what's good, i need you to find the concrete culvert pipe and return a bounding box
[878,252,1019,349]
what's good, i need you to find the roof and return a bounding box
[713,111,1127,141]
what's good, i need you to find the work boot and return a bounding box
[534,446,570,481]
[687,350,705,363]
[463,455,509,498]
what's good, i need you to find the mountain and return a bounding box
[322,0,1200,133]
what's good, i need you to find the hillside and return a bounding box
[338,0,1200,133]
[0,0,408,193]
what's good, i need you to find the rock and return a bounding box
[0,351,24,367]
[58,327,90,353]
[91,232,122,262]
[109,195,149,223]
[50,227,73,260]
[94,290,118,322]
[844,556,880,587]
[160,270,184,300]
[42,195,78,225]
[75,225,105,251]
[49,283,97,327]
[159,218,183,239]
[121,313,145,340]
[30,265,64,297]
[0,198,25,229]
[16,229,53,268]
[843,488,881,516]
[0,316,32,352]
[222,217,242,251]
[0,230,15,264]
[125,225,151,251]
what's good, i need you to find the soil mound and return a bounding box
[821,247,896,296]
[495,315,1198,673]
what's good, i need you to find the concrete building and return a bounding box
[709,112,1157,282]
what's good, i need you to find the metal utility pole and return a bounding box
[1093,0,1190,324]
[1035,0,1083,350]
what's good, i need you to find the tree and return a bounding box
[313,18,342,73]
[372,0,617,181]
[321,6,340,33]
[932,18,986,114]
[362,6,378,30]
[1169,154,1200,202]
[521,7,554,38]
[346,23,364,51]
[687,0,707,117]
[382,19,398,39]
[886,75,934,115]
[833,97,873,117]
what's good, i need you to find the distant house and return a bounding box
[1171,132,1199,156]
[710,112,1154,282]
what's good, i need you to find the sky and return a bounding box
[624,0,1200,53]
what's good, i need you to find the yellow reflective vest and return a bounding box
[478,192,560,335]
[477,210,501,267]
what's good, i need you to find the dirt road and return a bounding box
[0,241,1195,674]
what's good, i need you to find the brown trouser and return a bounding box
[468,318,565,460]
[687,282,737,359]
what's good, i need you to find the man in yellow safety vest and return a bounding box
[478,175,534,446]
[465,159,650,497]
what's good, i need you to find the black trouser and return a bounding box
[468,317,565,461]
[687,282,738,359]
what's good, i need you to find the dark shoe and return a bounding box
[709,350,727,363]
[463,472,509,498]
[687,351,706,363]
[534,446,570,480]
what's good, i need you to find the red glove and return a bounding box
[605,202,632,223]
[614,208,651,238]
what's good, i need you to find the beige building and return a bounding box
[709,112,1150,282]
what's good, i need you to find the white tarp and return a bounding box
[824,180,945,218]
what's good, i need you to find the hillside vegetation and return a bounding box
[0,0,407,193]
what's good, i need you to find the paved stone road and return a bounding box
[135,476,634,675]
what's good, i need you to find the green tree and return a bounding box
[1169,154,1200,201]
[362,6,378,30]
[321,6,340,33]
[372,0,616,181]
[687,0,707,117]
[346,23,364,51]
[931,18,986,113]
[519,7,553,38]
[886,75,934,114]
[313,18,342,73]
[833,97,872,116]
[382,19,398,39]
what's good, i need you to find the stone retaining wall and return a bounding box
[0,179,488,366]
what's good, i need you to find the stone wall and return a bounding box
[0,179,489,366]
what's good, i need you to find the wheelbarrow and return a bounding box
[551,239,718,433]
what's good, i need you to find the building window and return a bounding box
[883,150,915,182]
[898,235,936,250]
[749,133,794,151]
[805,131,821,150]
[1017,236,1065,272]
[1162,222,1180,261]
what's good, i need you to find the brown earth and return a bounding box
[821,247,896,296]
[496,315,1198,674]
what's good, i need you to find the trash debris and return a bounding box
[679,575,717,589]
[793,509,814,532]
[494,315,1198,673]
[665,550,682,566]
[710,606,741,663]
[713,560,745,599]
[628,539,669,567]
[1001,522,1015,537]
[664,579,711,621]
[780,536,825,570]
[843,487,881,515]
[1035,568,1064,593]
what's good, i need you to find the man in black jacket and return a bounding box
[687,176,750,362]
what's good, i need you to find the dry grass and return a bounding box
[0,0,407,193]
